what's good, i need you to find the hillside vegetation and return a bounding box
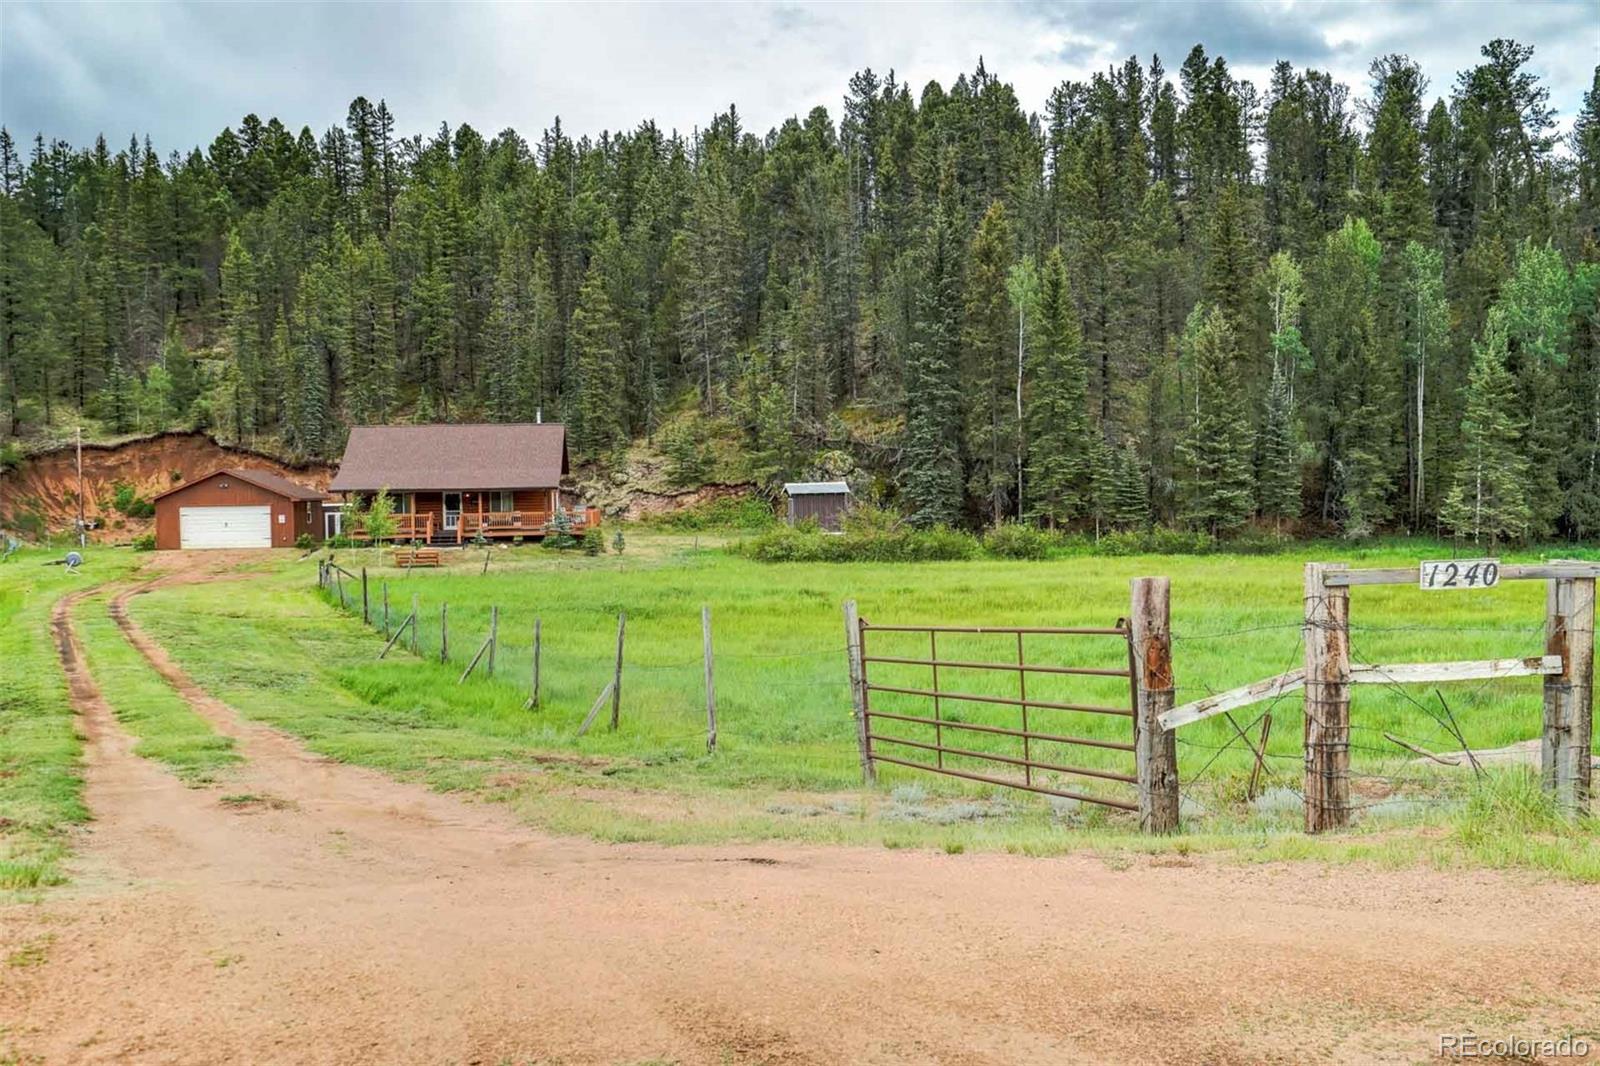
[3,43,1599,544]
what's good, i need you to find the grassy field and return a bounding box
[114,533,1600,878]
[73,592,241,785]
[0,547,140,889]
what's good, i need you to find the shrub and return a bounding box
[544,506,578,550]
[0,441,21,474]
[582,527,605,556]
[1095,526,1218,556]
[111,481,156,519]
[645,494,777,532]
[294,533,313,551]
[131,533,156,551]
[611,528,626,554]
[982,521,1057,560]
[739,524,980,563]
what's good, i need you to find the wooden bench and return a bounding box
[392,547,441,568]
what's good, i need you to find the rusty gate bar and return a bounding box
[1017,632,1031,785]
[861,655,1131,678]
[865,733,1138,784]
[869,755,1139,811]
[864,709,1136,751]
[857,619,1139,811]
[864,683,1133,717]
[864,624,1126,635]
[929,630,943,768]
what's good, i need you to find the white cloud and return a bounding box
[2,0,1593,152]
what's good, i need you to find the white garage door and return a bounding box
[179,505,272,549]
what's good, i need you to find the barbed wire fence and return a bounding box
[316,557,1592,830]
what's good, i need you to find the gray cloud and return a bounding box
[2,0,1594,154]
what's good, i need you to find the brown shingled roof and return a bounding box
[328,423,569,492]
[153,468,329,502]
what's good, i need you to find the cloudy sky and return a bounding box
[3,1,1595,153]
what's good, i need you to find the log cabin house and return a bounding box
[328,423,599,544]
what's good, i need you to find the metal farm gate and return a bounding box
[848,616,1142,812]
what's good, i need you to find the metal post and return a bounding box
[843,600,875,785]
[703,606,717,752]
[1303,562,1351,833]
[362,568,369,626]
[528,617,541,709]
[410,593,419,655]
[440,602,448,663]
[486,605,498,676]
[1130,576,1179,834]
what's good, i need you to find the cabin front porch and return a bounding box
[345,489,599,544]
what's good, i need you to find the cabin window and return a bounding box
[394,493,414,514]
[491,490,515,513]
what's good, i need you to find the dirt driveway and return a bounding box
[5,556,1599,1064]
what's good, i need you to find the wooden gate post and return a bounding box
[1130,577,1179,834]
[608,612,625,731]
[1543,575,1596,814]
[1303,563,1351,832]
[843,600,875,785]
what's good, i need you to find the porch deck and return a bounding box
[349,508,600,544]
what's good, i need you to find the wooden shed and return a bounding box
[152,468,330,550]
[783,481,852,531]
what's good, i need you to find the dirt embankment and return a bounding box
[0,432,334,542]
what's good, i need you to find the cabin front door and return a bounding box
[443,492,463,532]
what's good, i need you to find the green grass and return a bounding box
[117,533,1600,879]
[73,593,241,785]
[0,547,140,890]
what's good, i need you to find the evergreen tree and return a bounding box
[1440,321,1529,543]
[1176,306,1255,533]
[1024,247,1090,526]
[1397,241,1448,523]
[962,201,1018,524]
[900,203,964,528]
[1257,360,1300,525]
[162,320,199,421]
[568,254,626,463]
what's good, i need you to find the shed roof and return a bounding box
[783,481,851,496]
[328,423,569,492]
[153,468,329,503]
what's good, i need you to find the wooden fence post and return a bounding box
[440,602,448,663]
[703,605,718,752]
[411,593,420,655]
[1130,577,1179,834]
[526,617,541,709]
[843,600,875,785]
[609,613,625,731]
[1303,562,1351,832]
[1543,575,1596,814]
[486,605,498,676]
[362,568,369,625]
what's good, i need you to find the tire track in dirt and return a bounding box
[8,554,1600,1064]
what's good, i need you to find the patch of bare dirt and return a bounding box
[1,431,333,542]
[7,556,1600,1064]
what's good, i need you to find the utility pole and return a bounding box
[76,426,86,548]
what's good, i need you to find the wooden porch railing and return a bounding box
[456,508,601,542]
[349,513,434,542]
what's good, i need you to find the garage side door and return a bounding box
[179,505,272,549]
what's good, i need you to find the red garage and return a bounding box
[152,468,329,550]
